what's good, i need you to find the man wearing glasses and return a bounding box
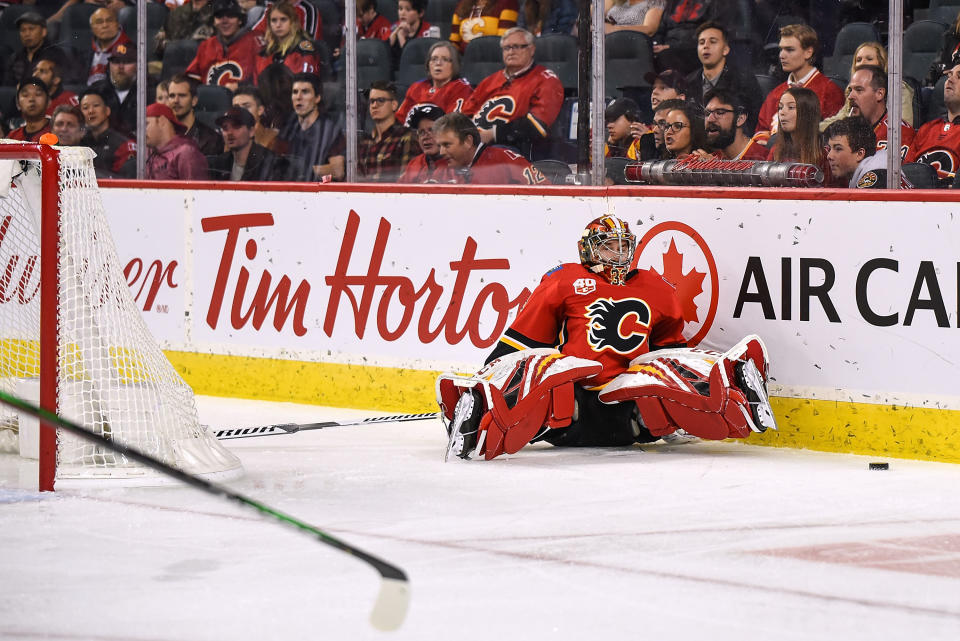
[702,89,767,161]
[398,104,447,183]
[358,80,417,182]
[460,27,563,156]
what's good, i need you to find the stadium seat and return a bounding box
[311,39,335,82]
[161,38,200,80]
[534,33,579,95]
[532,159,571,185]
[196,85,233,115]
[902,162,940,188]
[0,86,17,126]
[424,0,458,41]
[931,0,960,10]
[605,31,654,99]
[323,80,345,116]
[462,36,503,86]
[118,3,169,34]
[59,3,99,53]
[396,37,440,90]
[923,73,947,123]
[754,74,779,98]
[928,6,960,26]
[605,157,631,185]
[376,0,399,24]
[903,20,950,83]
[357,38,393,92]
[823,22,879,83]
[306,0,343,51]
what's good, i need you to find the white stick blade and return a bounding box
[369,577,410,631]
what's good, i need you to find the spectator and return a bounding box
[390,0,441,66]
[358,81,417,182]
[186,0,259,89]
[8,78,52,142]
[78,87,135,178]
[357,0,392,40]
[209,107,288,180]
[702,88,767,161]
[157,80,171,104]
[684,22,762,133]
[279,72,346,181]
[825,116,882,188]
[648,69,687,111]
[926,11,960,87]
[32,56,79,117]
[252,1,324,43]
[449,0,519,52]
[846,65,914,158]
[233,85,282,152]
[767,87,823,168]
[94,42,154,135]
[399,104,448,183]
[603,0,664,37]
[395,41,473,124]
[662,102,705,158]
[144,102,209,180]
[851,43,914,128]
[2,13,67,88]
[165,73,225,157]
[433,112,547,184]
[627,97,685,160]
[156,0,215,55]
[522,0,577,36]
[904,64,960,185]
[86,7,131,86]
[653,0,718,75]
[461,27,564,151]
[256,62,296,127]
[756,24,844,138]
[52,104,86,146]
[255,2,323,78]
[604,98,641,158]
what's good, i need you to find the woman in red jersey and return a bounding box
[395,41,473,124]
[255,1,323,78]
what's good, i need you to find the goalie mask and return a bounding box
[577,215,636,285]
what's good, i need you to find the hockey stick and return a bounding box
[0,389,410,632]
[214,412,441,440]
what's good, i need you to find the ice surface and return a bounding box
[2,395,960,641]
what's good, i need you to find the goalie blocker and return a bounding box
[435,215,777,460]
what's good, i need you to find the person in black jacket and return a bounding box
[684,22,762,134]
[208,107,288,181]
[78,86,136,178]
[3,13,68,87]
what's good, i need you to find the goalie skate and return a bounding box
[735,359,777,432]
[444,389,484,461]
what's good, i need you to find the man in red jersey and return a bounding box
[185,0,259,89]
[460,27,563,153]
[847,65,914,158]
[904,63,960,184]
[755,24,844,139]
[436,215,777,461]
[432,112,546,184]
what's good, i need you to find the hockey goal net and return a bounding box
[0,140,242,489]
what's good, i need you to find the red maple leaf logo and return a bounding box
[646,238,704,323]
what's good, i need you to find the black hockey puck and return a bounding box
[869,462,889,470]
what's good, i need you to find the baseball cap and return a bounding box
[18,76,48,95]
[645,69,688,95]
[216,106,256,128]
[212,0,244,19]
[405,103,445,128]
[604,98,641,123]
[146,102,187,134]
[110,42,137,63]
[16,12,47,28]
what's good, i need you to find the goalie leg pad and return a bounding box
[597,340,766,440]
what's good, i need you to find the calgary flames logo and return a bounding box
[475,96,516,127]
[916,149,956,180]
[584,297,651,355]
[207,61,244,87]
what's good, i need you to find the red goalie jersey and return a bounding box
[495,263,687,385]
[461,64,564,148]
[186,31,260,87]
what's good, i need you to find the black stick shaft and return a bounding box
[215,412,440,440]
[0,389,407,582]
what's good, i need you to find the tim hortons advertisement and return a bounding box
[96,188,960,409]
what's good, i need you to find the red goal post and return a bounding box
[0,141,242,490]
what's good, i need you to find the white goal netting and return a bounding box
[0,141,242,487]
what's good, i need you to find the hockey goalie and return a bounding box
[436,215,777,461]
